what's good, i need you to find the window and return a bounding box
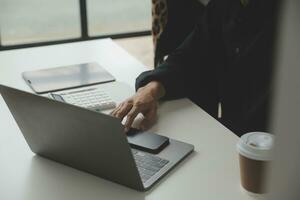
[0,0,151,47]
[0,0,81,46]
[87,0,151,36]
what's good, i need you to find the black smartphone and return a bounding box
[127,128,169,154]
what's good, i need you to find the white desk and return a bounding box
[0,39,261,200]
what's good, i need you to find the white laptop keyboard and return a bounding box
[50,88,116,112]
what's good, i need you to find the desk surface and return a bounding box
[0,39,262,200]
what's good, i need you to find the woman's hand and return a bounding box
[110,81,165,132]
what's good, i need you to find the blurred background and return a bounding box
[0,0,154,66]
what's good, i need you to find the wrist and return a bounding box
[140,81,165,100]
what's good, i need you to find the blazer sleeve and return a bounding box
[136,0,225,100]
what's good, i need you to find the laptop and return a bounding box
[0,84,194,191]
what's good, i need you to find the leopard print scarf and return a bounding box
[152,0,168,53]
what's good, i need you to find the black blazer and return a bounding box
[154,0,204,66]
[137,0,278,136]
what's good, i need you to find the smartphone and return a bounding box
[127,128,169,154]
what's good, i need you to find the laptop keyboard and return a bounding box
[132,150,170,183]
[51,88,116,112]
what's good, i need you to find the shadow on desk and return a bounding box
[23,155,146,200]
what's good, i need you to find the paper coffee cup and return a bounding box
[237,132,274,194]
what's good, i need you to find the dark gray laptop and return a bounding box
[0,84,194,191]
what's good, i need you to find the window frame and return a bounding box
[0,0,151,51]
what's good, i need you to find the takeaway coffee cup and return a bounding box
[237,132,274,195]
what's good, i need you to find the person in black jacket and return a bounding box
[111,0,278,137]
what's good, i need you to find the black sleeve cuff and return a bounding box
[135,63,187,100]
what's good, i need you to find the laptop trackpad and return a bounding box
[127,128,169,154]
